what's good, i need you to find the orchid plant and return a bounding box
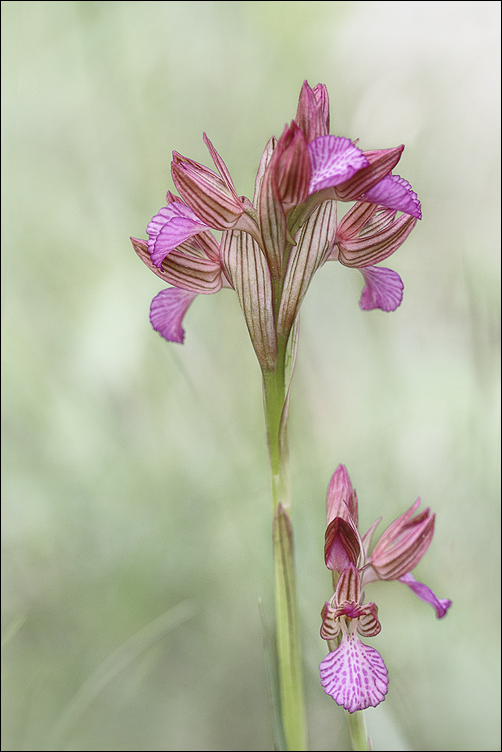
[131,81,448,750]
[320,465,451,747]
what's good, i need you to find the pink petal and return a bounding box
[326,463,358,527]
[398,572,452,619]
[356,603,382,638]
[147,203,210,268]
[203,133,238,195]
[324,518,361,573]
[358,265,404,312]
[362,174,422,219]
[320,602,341,641]
[149,288,198,344]
[308,136,369,193]
[319,634,388,713]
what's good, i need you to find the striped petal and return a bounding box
[159,249,223,294]
[398,572,452,619]
[324,518,361,572]
[132,235,223,293]
[320,602,341,641]
[337,209,417,268]
[147,203,210,268]
[362,174,422,219]
[149,288,198,344]
[356,603,381,638]
[308,136,369,194]
[319,634,388,713]
[358,265,404,312]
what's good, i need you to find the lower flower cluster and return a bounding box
[319,465,451,713]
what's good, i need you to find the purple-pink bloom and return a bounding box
[132,80,421,364]
[150,288,198,344]
[330,201,418,312]
[362,174,422,220]
[147,200,211,268]
[320,638,388,714]
[319,466,451,711]
[308,136,369,193]
[131,230,230,345]
[319,563,388,712]
[398,572,452,619]
[358,266,404,312]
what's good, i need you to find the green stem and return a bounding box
[262,339,307,751]
[262,339,289,510]
[345,710,371,751]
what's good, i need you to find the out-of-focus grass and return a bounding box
[1,2,500,750]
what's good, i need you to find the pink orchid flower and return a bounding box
[132,81,421,370]
[319,563,388,713]
[320,465,451,712]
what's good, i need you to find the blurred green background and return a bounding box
[2,2,500,750]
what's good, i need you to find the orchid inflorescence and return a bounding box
[132,80,421,372]
[132,81,449,741]
[319,464,452,713]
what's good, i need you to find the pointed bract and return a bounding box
[278,200,337,338]
[220,230,277,370]
[296,80,330,142]
[257,139,288,279]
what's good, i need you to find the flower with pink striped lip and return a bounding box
[319,465,451,711]
[133,81,421,366]
[319,564,388,713]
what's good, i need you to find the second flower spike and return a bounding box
[319,465,451,712]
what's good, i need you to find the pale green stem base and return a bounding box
[262,336,307,751]
[273,506,307,751]
[346,709,371,751]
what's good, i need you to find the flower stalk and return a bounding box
[345,710,371,751]
[273,503,307,751]
[263,322,307,749]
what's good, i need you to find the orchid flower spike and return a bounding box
[132,80,421,370]
[319,465,451,712]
